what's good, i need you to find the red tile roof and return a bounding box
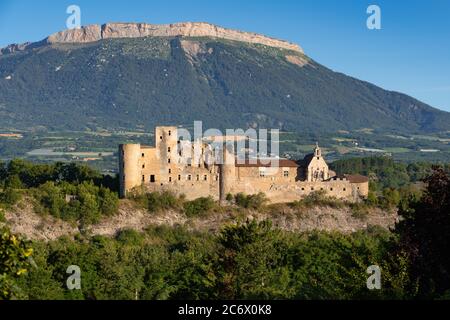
[344,174,369,183]
[235,159,299,167]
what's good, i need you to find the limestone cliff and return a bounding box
[0,22,302,55]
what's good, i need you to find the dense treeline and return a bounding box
[3,223,410,300]
[0,159,119,224]
[330,156,450,190]
[0,159,118,191]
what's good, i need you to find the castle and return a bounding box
[119,126,368,202]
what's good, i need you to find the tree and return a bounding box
[396,167,450,297]
[0,227,33,299]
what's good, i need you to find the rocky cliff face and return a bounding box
[3,199,398,241]
[43,22,303,53]
[2,22,303,54]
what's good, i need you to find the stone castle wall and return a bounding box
[119,126,369,202]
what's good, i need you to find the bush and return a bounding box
[0,187,22,206]
[184,197,216,217]
[350,203,370,220]
[234,192,268,209]
[130,191,182,213]
[116,228,145,245]
[289,190,345,209]
[0,227,33,299]
[147,191,180,212]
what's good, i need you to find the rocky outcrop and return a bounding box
[0,42,32,55]
[45,22,303,53]
[4,199,397,241]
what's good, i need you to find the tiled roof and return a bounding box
[344,174,369,183]
[235,159,299,167]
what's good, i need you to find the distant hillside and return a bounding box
[0,22,449,134]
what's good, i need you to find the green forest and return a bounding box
[1,157,449,300]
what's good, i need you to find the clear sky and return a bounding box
[1,0,449,112]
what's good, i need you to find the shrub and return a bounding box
[184,197,216,217]
[0,187,22,206]
[116,228,145,245]
[130,191,183,213]
[234,192,268,209]
[0,227,33,299]
[98,187,119,216]
[350,203,370,220]
[290,190,345,209]
[147,191,181,212]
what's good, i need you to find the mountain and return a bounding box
[0,22,449,134]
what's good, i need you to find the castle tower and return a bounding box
[119,143,141,197]
[219,143,236,202]
[155,126,178,183]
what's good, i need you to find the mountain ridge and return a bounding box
[0,22,303,55]
[0,22,449,134]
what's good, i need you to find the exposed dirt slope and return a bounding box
[3,199,398,241]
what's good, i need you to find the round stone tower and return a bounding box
[119,143,141,198]
[219,144,236,202]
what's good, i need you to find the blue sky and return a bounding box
[1,0,449,112]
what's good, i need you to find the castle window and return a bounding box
[311,187,314,191]
[317,157,319,160]
[169,169,171,174]
[196,175,199,181]
[168,130,171,136]
[204,175,208,181]
[215,175,218,181]
[301,187,305,191]
[169,177,172,182]
[150,175,155,183]
[330,187,333,191]
[178,175,181,181]
[187,175,192,181]
[343,188,346,191]
[283,170,289,177]
[259,168,266,177]
[168,147,171,153]
[142,175,145,182]
[142,153,145,157]
[160,136,163,140]
[142,164,145,169]
[168,158,171,164]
